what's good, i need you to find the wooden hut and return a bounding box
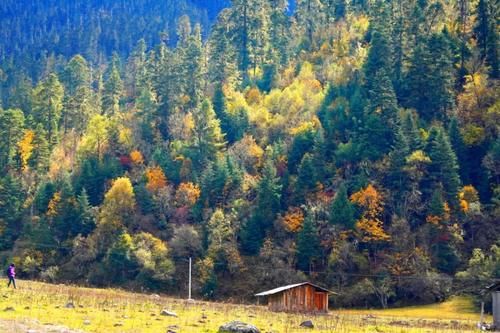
[255,282,333,313]
[485,282,500,329]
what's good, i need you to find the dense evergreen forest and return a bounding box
[0,0,498,308]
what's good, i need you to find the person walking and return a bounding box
[6,263,16,289]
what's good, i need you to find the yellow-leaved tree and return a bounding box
[350,184,390,242]
[18,129,35,171]
[99,177,136,229]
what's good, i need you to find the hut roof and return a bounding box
[486,281,500,292]
[255,282,335,297]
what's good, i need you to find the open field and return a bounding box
[0,280,490,332]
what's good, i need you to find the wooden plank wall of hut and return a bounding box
[268,285,328,312]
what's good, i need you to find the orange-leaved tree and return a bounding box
[145,166,168,192]
[350,184,390,242]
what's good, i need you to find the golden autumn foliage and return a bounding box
[130,150,144,165]
[100,177,136,228]
[245,87,262,105]
[281,207,305,232]
[145,166,168,192]
[350,184,390,242]
[387,247,430,276]
[459,185,480,213]
[426,202,451,225]
[18,130,35,170]
[176,182,201,207]
[426,215,442,225]
[47,191,61,218]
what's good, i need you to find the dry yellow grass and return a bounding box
[0,280,487,332]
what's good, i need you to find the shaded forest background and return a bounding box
[0,0,498,309]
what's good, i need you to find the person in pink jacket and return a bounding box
[7,263,16,289]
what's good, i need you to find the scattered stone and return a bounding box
[65,302,75,309]
[24,306,30,310]
[4,306,15,312]
[26,330,38,333]
[389,320,410,327]
[114,322,123,327]
[150,294,160,299]
[199,319,207,324]
[201,313,208,319]
[161,309,178,317]
[167,330,177,333]
[218,321,260,333]
[299,320,314,329]
[167,325,179,330]
[83,320,91,326]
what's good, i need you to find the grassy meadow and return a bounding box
[0,280,489,332]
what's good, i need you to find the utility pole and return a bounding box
[188,257,193,301]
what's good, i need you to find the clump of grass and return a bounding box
[0,280,486,332]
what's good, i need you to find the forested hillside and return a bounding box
[0,0,498,308]
[0,0,229,105]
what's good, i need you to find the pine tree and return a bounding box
[182,24,205,111]
[475,0,490,59]
[32,73,64,144]
[425,127,461,207]
[28,124,50,173]
[329,184,356,229]
[401,110,422,151]
[191,99,225,168]
[76,189,95,236]
[296,212,321,273]
[288,127,316,172]
[0,175,23,250]
[229,0,271,82]
[125,39,148,98]
[208,10,237,85]
[241,160,282,254]
[268,0,290,65]
[0,108,25,172]
[363,28,398,157]
[475,0,499,79]
[296,153,317,201]
[102,62,123,115]
[295,0,324,50]
[213,84,230,137]
[448,117,469,184]
[427,32,455,118]
[386,124,410,203]
[406,32,455,121]
[62,55,92,133]
[176,15,192,47]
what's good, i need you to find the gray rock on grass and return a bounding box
[218,321,260,333]
[299,320,314,328]
[161,309,178,317]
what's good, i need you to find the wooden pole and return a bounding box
[480,301,484,324]
[188,257,192,301]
